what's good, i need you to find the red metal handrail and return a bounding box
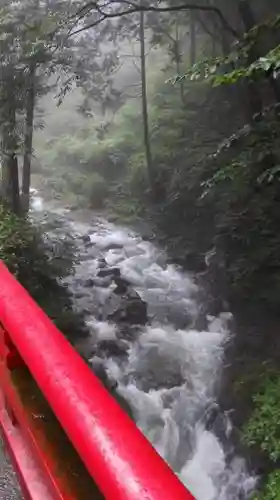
[0,262,195,500]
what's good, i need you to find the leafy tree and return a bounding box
[0,0,67,211]
[0,0,122,212]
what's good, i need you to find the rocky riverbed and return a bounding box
[27,191,259,500]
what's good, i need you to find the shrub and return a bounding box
[126,153,149,197]
[255,470,280,500]
[0,206,84,341]
[242,374,280,462]
[242,372,280,499]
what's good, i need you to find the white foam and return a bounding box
[86,319,117,341]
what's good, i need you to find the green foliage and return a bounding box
[0,206,72,286]
[175,12,280,88]
[180,44,280,86]
[0,204,84,340]
[198,110,280,310]
[243,374,280,461]
[242,373,280,500]
[255,470,280,500]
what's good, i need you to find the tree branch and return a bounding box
[71,1,239,39]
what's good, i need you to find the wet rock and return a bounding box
[98,267,121,279]
[172,252,206,273]
[132,346,185,391]
[97,258,107,269]
[103,242,124,251]
[117,324,140,342]
[57,311,89,341]
[80,253,92,262]
[164,304,193,330]
[84,279,95,288]
[124,293,148,325]
[82,234,91,243]
[97,339,129,357]
[114,391,134,420]
[74,291,86,299]
[161,387,182,408]
[193,313,208,331]
[108,288,148,326]
[204,404,225,433]
[84,277,112,288]
[91,358,117,389]
[113,276,131,295]
[132,221,155,241]
[90,358,134,419]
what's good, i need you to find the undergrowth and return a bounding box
[242,374,280,499]
[0,205,87,341]
[255,470,280,500]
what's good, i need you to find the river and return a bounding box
[2,193,256,500]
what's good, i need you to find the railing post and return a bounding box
[3,328,24,371]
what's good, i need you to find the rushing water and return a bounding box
[31,193,256,500]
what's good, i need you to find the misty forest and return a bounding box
[2,1,280,499]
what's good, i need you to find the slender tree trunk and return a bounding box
[10,155,20,215]
[220,29,231,56]
[139,9,156,196]
[2,156,20,215]
[1,84,20,214]
[269,75,280,102]
[212,35,217,57]
[175,23,184,103]
[175,53,184,103]
[189,10,197,66]
[22,63,36,212]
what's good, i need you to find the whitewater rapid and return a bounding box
[31,194,256,500]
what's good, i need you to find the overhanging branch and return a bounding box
[72,1,239,39]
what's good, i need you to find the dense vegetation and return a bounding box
[1,0,280,497]
[0,205,87,341]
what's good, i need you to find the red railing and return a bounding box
[0,261,195,500]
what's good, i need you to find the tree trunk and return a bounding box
[175,22,184,103]
[139,9,156,196]
[22,63,36,212]
[268,74,280,102]
[189,10,197,66]
[10,155,20,215]
[1,83,20,214]
[212,35,217,57]
[220,29,231,56]
[237,0,263,118]
[2,155,20,215]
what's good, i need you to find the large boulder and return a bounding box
[108,287,148,326]
[131,346,185,391]
[82,234,91,244]
[100,273,148,326]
